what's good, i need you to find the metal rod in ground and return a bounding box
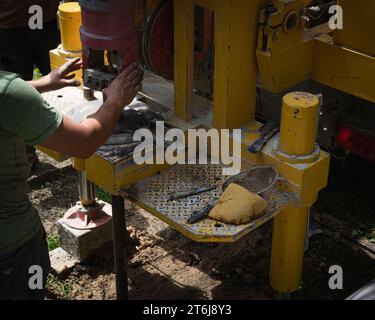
[111,194,128,300]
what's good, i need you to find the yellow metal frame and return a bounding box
[173,0,195,121]
[37,145,70,163]
[312,36,375,104]
[174,0,270,129]
[256,0,375,104]
[74,154,171,196]
[172,0,330,294]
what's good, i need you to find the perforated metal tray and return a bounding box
[121,164,296,243]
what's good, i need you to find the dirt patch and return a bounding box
[315,154,375,240]
[27,155,375,300]
[29,172,78,236]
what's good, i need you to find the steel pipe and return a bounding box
[78,171,96,206]
[111,194,129,300]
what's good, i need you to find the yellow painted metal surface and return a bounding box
[213,0,270,129]
[256,0,309,92]
[269,91,327,293]
[312,35,375,104]
[73,158,86,172]
[83,153,171,195]
[229,120,330,208]
[261,0,305,53]
[49,46,83,80]
[44,149,171,196]
[173,0,194,121]
[279,92,319,156]
[257,0,375,104]
[58,2,82,52]
[174,0,271,128]
[270,206,309,292]
[334,0,375,56]
[50,2,82,80]
[123,164,295,243]
[256,41,313,92]
[258,34,375,103]
[37,145,69,163]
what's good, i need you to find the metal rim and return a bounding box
[142,0,213,80]
[142,0,168,75]
[222,166,279,197]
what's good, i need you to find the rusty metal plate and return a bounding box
[122,164,296,243]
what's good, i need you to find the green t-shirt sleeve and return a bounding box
[0,77,63,146]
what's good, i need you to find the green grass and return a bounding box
[46,273,74,300]
[66,174,79,195]
[64,173,111,203]
[33,68,42,80]
[96,187,111,203]
[47,234,60,251]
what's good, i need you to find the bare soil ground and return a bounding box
[29,151,375,300]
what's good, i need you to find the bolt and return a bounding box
[83,86,95,101]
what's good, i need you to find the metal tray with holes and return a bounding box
[121,164,296,243]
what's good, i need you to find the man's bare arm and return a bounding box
[40,63,142,159]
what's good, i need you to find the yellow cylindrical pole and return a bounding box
[270,92,320,293]
[59,2,82,52]
[279,92,320,156]
[270,206,310,292]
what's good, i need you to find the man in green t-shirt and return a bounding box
[0,58,141,300]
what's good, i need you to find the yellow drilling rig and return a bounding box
[42,0,374,299]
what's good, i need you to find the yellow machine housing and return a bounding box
[50,2,83,79]
[50,46,82,79]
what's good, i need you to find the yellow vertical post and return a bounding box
[213,0,269,129]
[59,2,82,52]
[73,158,86,172]
[270,206,310,293]
[270,92,320,293]
[174,0,195,121]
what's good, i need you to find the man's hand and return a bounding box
[40,63,143,159]
[103,63,142,109]
[46,57,82,91]
[29,58,82,93]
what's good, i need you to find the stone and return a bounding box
[49,247,78,274]
[57,217,113,262]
